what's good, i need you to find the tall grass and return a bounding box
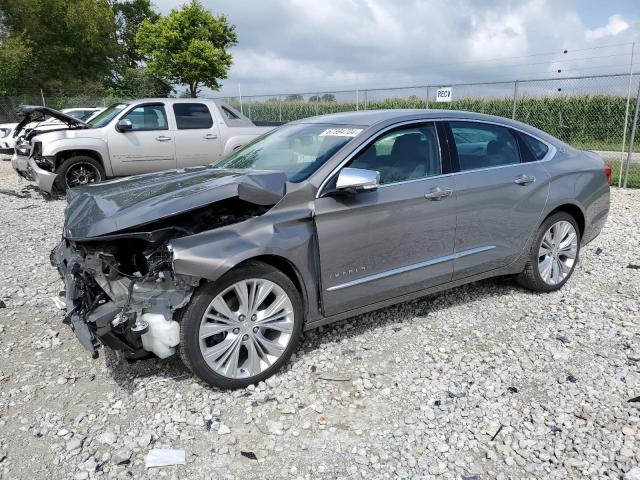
[242,94,639,153]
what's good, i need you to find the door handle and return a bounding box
[514,174,536,186]
[155,135,172,142]
[204,133,218,140]
[424,187,453,200]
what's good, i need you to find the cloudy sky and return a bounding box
[156,0,640,97]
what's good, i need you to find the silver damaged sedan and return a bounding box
[51,110,610,388]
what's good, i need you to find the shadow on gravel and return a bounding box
[105,348,191,394]
[0,185,55,201]
[102,277,527,391]
[301,275,526,353]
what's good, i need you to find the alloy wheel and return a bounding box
[65,162,101,188]
[198,278,295,379]
[537,220,578,286]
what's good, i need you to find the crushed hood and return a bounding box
[64,167,287,240]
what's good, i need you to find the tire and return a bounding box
[516,212,581,292]
[54,155,105,192]
[179,261,303,389]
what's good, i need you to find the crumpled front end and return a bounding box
[50,167,287,360]
[50,238,196,360]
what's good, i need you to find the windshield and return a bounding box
[217,123,363,182]
[88,103,128,128]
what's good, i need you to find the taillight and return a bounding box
[604,164,612,185]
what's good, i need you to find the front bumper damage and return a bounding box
[11,152,32,180]
[51,240,195,360]
[28,156,58,192]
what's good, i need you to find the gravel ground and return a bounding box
[0,159,639,480]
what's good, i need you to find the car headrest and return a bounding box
[391,133,424,157]
[487,140,503,155]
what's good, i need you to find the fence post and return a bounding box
[356,88,359,111]
[623,80,640,188]
[315,93,319,115]
[278,95,282,122]
[248,99,251,120]
[364,89,368,110]
[511,80,519,119]
[425,86,430,109]
[619,41,635,187]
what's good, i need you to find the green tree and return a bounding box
[109,66,173,98]
[0,0,117,94]
[136,0,237,97]
[107,0,171,97]
[321,93,336,102]
[112,0,159,69]
[0,35,33,95]
[285,94,303,101]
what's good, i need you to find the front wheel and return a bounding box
[179,262,303,389]
[516,212,580,292]
[54,155,105,192]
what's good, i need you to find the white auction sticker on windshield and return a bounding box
[319,128,362,137]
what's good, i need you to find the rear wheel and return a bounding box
[179,262,303,389]
[516,212,580,292]
[54,155,105,192]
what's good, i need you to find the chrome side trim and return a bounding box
[326,245,495,291]
[316,117,557,198]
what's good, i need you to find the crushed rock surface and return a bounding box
[0,160,639,479]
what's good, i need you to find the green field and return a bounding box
[605,159,640,188]
[239,94,640,154]
[238,94,640,187]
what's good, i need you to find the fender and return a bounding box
[170,201,323,322]
[222,135,255,155]
[41,137,112,176]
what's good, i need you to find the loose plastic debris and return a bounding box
[145,448,186,468]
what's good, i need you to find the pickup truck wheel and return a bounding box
[179,262,303,389]
[54,156,105,192]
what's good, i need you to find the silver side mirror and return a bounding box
[117,118,133,132]
[336,167,380,193]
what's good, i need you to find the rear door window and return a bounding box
[450,121,520,171]
[173,103,213,129]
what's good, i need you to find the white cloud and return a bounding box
[156,0,639,96]
[586,14,630,40]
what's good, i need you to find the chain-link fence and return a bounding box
[1,73,638,187]
[218,73,640,188]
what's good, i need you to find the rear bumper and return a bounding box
[27,157,58,193]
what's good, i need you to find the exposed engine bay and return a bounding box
[50,169,287,360]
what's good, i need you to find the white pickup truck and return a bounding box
[12,98,277,193]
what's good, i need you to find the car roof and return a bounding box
[289,108,564,145]
[290,109,522,126]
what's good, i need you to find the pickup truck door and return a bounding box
[173,102,223,168]
[107,103,176,176]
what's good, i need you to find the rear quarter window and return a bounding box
[518,132,549,161]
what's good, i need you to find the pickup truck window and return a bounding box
[122,104,168,131]
[217,123,362,182]
[173,103,213,129]
[88,103,127,128]
[222,106,239,120]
